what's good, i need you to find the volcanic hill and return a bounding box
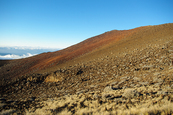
[0,23,173,114]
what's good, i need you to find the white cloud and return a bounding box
[1,46,61,50]
[0,53,35,59]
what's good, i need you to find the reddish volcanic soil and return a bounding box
[0,23,173,114]
[0,23,173,85]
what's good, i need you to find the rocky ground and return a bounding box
[1,39,173,114]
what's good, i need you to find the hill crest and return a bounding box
[0,23,173,85]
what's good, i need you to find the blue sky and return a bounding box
[0,0,173,49]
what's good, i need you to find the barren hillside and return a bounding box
[0,28,131,85]
[0,23,173,114]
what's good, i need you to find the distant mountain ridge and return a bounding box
[0,23,173,85]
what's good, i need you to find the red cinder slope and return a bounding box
[0,23,173,84]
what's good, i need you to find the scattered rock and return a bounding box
[1,35,173,115]
[122,88,139,98]
[133,77,141,81]
[44,73,63,82]
[0,109,16,115]
[139,82,149,86]
[142,65,154,70]
[157,91,167,95]
[103,86,113,92]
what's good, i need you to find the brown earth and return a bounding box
[0,23,173,114]
[0,60,12,67]
[1,23,172,85]
[0,29,131,85]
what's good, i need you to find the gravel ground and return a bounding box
[1,39,173,115]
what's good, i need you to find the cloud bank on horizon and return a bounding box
[0,47,59,59]
[0,53,35,59]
